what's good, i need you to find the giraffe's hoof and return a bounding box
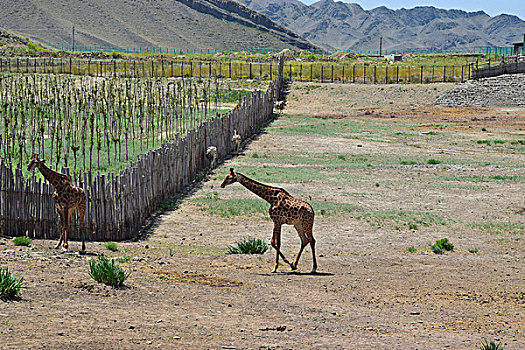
[310,268,317,274]
[290,265,297,271]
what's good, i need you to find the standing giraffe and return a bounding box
[221,168,317,273]
[27,156,87,251]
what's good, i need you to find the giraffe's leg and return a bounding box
[270,223,293,272]
[291,224,309,271]
[63,207,74,250]
[55,207,66,249]
[306,223,317,274]
[79,204,86,252]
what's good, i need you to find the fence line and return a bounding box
[472,55,525,79]
[0,57,472,83]
[0,59,284,241]
[47,43,514,56]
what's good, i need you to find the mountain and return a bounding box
[0,0,316,50]
[240,0,525,51]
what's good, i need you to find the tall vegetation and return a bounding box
[0,75,239,173]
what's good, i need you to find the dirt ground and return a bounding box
[1,81,524,349]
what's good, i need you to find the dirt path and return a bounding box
[1,82,524,349]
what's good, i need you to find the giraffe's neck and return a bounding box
[237,173,283,205]
[37,163,67,189]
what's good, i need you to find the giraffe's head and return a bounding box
[27,156,45,172]
[221,168,238,188]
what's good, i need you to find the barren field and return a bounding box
[1,81,524,350]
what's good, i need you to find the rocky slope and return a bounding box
[241,0,525,51]
[0,0,315,50]
[435,74,525,107]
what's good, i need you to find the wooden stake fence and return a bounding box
[0,58,283,241]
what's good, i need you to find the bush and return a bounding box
[105,242,119,252]
[407,246,417,253]
[427,159,442,165]
[89,255,130,288]
[479,339,504,350]
[12,236,31,246]
[0,266,25,300]
[227,237,268,255]
[431,238,454,254]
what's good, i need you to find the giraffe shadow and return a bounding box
[259,271,334,277]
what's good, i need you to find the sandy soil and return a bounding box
[1,81,524,350]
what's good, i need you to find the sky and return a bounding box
[299,0,525,20]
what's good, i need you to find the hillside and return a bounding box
[241,0,525,51]
[0,0,315,50]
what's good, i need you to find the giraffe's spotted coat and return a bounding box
[221,168,317,273]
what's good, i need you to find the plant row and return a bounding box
[0,74,248,174]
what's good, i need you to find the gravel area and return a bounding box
[435,74,525,107]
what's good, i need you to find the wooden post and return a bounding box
[420,65,423,84]
[331,65,334,83]
[300,64,303,81]
[432,65,435,83]
[250,63,252,79]
[385,66,388,84]
[151,60,154,77]
[373,65,376,84]
[289,63,292,80]
[352,64,355,83]
[229,61,232,78]
[69,57,72,74]
[342,66,345,83]
[363,64,366,84]
[310,64,313,81]
[461,65,464,82]
[321,65,323,83]
[443,66,446,82]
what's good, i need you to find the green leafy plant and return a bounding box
[105,242,118,252]
[227,237,268,255]
[479,339,504,350]
[88,255,130,288]
[431,238,454,254]
[12,236,31,246]
[0,266,26,300]
[427,159,442,165]
[407,246,417,253]
[469,248,479,254]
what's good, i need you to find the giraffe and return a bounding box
[206,146,218,169]
[232,129,242,154]
[27,156,87,251]
[221,168,317,273]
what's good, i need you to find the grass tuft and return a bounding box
[89,255,130,288]
[479,339,504,350]
[431,238,454,254]
[227,237,268,255]
[12,236,31,246]
[0,266,26,300]
[105,242,119,252]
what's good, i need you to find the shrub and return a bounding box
[89,255,130,288]
[479,339,504,350]
[227,237,268,255]
[431,238,454,254]
[0,266,25,300]
[407,246,417,253]
[427,159,442,165]
[105,242,118,252]
[12,236,31,246]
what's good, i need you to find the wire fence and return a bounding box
[47,43,515,57]
[0,57,473,83]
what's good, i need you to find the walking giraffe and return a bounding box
[27,156,87,251]
[221,168,317,273]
